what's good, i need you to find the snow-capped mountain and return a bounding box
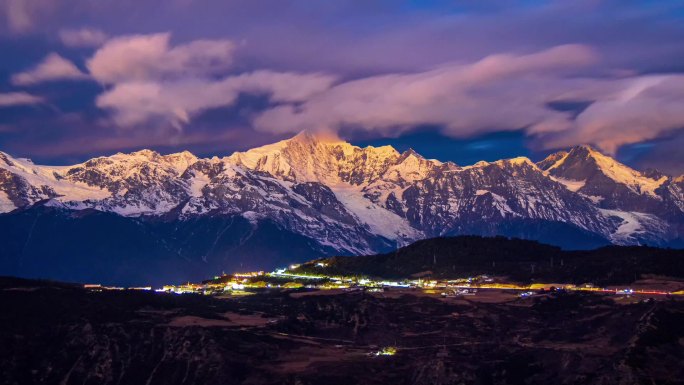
[539,145,682,244]
[1,132,682,285]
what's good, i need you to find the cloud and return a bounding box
[2,1,684,75]
[252,45,597,136]
[1,1,683,173]
[11,53,89,85]
[1,0,39,33]
[8,32,684,158]
[0,92,43,106]
[95,70,336,128]
[94,40,683,155]
[87,33,237,84]
[538,75,684,153]
[0,0,64,34]
[85,32,335,130]
[250,45,684,155]
[630,130,684,176]
[59,27,108,47]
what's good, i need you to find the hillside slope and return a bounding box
[296,236,684,285]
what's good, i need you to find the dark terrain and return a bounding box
[0,204,336,287]
[299,236,684,286]
[2,276,684,385]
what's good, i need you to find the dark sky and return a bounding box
[1,0,684,174]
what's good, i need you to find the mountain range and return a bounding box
[1,131,682,285]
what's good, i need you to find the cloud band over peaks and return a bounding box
[251,44,684,154]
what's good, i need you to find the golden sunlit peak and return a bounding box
[291,129,344,144]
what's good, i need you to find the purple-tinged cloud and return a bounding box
[11,35,682,158]
[0,92,43,106]
[249,45,684,155]
[96,70,336,128]
[11,53,89,85]
[252,45,597,135]
[0,0,53,33]
[539,75,684,154]
[59,27,108,48]
[87,33,236,84]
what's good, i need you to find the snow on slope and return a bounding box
[0,154,111,202]
[0,134,681,247]
[589,149,668,196]
[0,190,15,212]
[224,132,424,242]
[187,170,211,197]
[550,176,586,192]
[383,151,434,183]
[600,209,667,244]
[333,186,420,241]
[548,146,668,196]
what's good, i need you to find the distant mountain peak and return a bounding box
[495,156,535,167]
[0,151,14,167]
[0,135,681,254]
[169,149,196,158]
[537,150,568,171]
[545,143,669,199]
[290,129,344,145]
[117,149,161,159]
[398,148,422,161]
[571,143,600,152]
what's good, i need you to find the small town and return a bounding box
[83,263,684,299]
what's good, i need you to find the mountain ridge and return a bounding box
[1,132,682,284]
[293,235,684,286]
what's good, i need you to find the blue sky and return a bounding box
[1,0,684,174]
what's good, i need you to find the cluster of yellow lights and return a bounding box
[82,265,683,298]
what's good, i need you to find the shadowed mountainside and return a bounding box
[2,134,683,286]
[297,236,684,285]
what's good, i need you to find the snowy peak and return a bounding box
[164,151,198,167]
[108,149,198,172]
[226,131,351,183]
[398,148,420,160]
[546,145,598,175]
[226,131,410,185]
[0,148,202,216]
[494,156,536,168]
[537,150,568,171]
[71,149,199,184]
[379,148,436,184]
[547,145,668,197]
[543,146,603,188]
[124,149,160,159]
[460,156,537,173]
[289,130,346,145]
[0,134,682,249]
[0,151,14,167]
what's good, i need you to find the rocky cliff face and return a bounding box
[0,132,682,283]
